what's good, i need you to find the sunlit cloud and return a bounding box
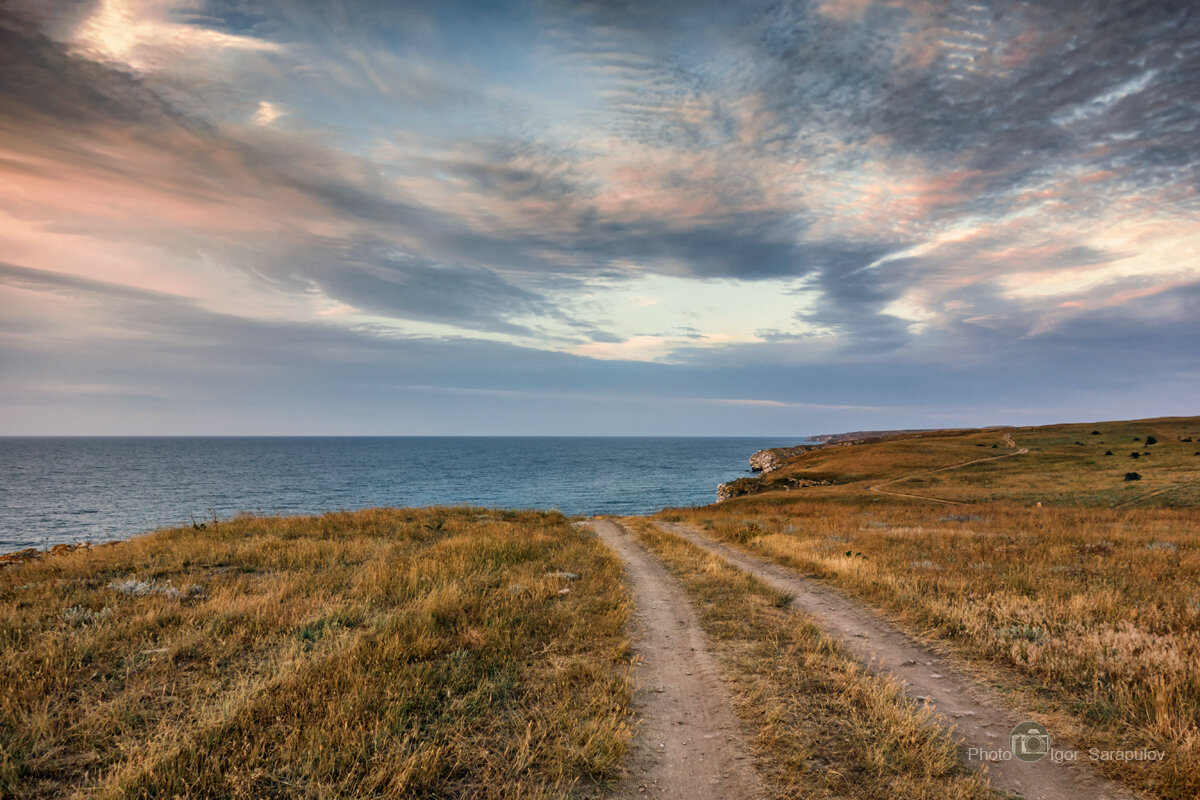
[252,100,282,126]
[71,0,282,72]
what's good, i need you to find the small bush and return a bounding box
[999,624,1046,644]
[1124,472,1142,481]
[1146,436,1158,445]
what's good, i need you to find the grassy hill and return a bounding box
[721,415,1200,507]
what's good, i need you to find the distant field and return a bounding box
[669,415,1200,799]
[0,509,631,799]
[721,416,1200,507]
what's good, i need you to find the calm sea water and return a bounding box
[0,437,804,551]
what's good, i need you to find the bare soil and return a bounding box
[589,519,762,800]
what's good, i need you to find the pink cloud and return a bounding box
[815,0,875,22]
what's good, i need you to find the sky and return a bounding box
[0,0,1197,435]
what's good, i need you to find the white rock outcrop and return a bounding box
[748,445,809,473]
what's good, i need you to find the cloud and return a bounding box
[292,243,557,337]
[70,0,283,72]
[0,14,565,337]
[252,100,281,125]
[0,1,1197,431]
[3,258,1197,434]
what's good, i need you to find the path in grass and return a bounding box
[654,520,1137,800]
[868,432,1029,505]
[1112,482,1189,508]
[588,520,761,800]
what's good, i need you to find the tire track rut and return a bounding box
[589,519,762,800]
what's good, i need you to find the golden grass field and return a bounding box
[669,415,1200,799]
[0,508,631,799]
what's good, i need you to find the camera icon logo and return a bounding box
[1010,721,1051,762]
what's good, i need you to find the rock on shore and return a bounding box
[717,475,832,502]
[720,441,838,501]
[748,445,809,473]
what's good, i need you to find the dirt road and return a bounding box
[655,520,1137,800]
[589,520,762,800]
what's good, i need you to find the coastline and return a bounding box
[0,436,798,553]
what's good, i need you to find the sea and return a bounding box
[0,436,807,551]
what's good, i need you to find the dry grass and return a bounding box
[621,517,1003,800]
[0,508,631,799]
[734,416,1200,507]
[663,498,1200,799]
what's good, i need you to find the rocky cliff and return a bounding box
[748,445,810,473]
[720,440,841,502]
[717,475,832,502]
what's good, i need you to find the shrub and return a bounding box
[1146,436,1158,445]
[999,624,1046,644]
[1124,472,1142,481]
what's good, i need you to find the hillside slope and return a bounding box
[720,416,1200,507]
